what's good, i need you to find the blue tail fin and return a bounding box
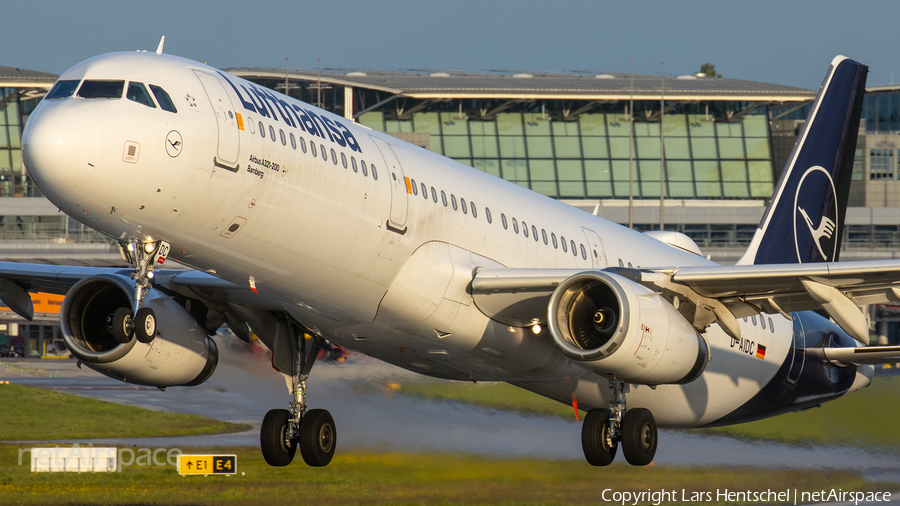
[738,56,867,265]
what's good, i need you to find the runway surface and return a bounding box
[3,340,900,482]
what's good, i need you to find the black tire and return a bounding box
[581,408,617,466]
[260,409,296,466]
[621,408,657,466]
[110,307,133,344]
[299,409,336,467]
[135,307,156,343]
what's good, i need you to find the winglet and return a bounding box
[737,56,867,265]
[156,36,165,55]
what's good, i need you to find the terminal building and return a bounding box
[3,62,900,351]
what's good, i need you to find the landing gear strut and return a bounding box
[110,240,167,344]
[260,321,336,467]
[581,380,657,466]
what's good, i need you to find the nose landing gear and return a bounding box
[111,240,168,344]
[581,380,658,466]
[260,320,336,467]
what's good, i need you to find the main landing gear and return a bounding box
[582,380,657,467]
[260,321,336,467]
[110,240,167,344]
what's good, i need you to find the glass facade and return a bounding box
[359,106,775,200]
[0,88,108,242]
[0,88,42,197]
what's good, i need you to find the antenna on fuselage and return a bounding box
[156,36,166,55]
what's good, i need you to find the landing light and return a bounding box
[144,242,156,253]
[532,324,542,335]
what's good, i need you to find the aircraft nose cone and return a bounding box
[23,104,102,191]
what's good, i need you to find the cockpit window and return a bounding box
[46,80,80,99]
[126,82,156,108]
[77,80,125,99]
[149,85,177,113]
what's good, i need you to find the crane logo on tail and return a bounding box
[798,207,836,260]
[793,166,839,263]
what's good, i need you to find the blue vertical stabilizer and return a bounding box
[738,56,867,265]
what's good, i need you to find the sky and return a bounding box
[3,0,899,90]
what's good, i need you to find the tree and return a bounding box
[699,63,722,78]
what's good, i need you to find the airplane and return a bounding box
[10,40,900,468]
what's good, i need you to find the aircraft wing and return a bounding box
[473,260,900,345]
[669,260,900,344]
[0,261,273,322]
[669,260,900,304]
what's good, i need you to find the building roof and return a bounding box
[0,65,57,89]
[227,67,817,102]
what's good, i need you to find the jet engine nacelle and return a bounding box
[60,274,217,387]
[547,271,708,385]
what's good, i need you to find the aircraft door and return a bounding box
[193,71,240,171]
[582,227,608,268]
[370,135,408,233]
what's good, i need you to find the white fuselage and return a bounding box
[22,52,868,428]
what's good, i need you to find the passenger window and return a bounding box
[431,187,437,203]
[769,318,774,332]
[361,161,368,176]
[441,191,448,207]
[581,244,587,259]
[501,214,508,230]
[126,82,156,108]
[341,152,348,168]
[512,218,519,234]
[310,142,317,157]
[761,317,766,330]
[280,129,287,146]
[299,136,307,153]
[411,179,418,196]
[352,158,359,173]
[541,229,548,245]
[561,236,567,252]
[149,85,177,113]
[290,133,297,149]
[522,222,528,238]
[471,202,477,218]
[485,207,491,223]
[258,122,265,138]
[331,149,338,165]
[460,198,467,214]
[421,183,427,198]
[46,80,80,99]
[269,125,276,141]
[551,233,557,249]
[451,194,458,211]
[77,80,124,99]
[532,225,538,242]
[751,315,757,325]
[571,240,577,256]
[320,144,327,160]
[371,165,378,180]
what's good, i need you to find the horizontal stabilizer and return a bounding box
[807,346,900,366]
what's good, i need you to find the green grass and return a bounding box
[0,445,892,505]
[0,383,250,440]
[377,375,900,448]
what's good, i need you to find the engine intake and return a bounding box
[61,274,218,387]
[548,271,707,385]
